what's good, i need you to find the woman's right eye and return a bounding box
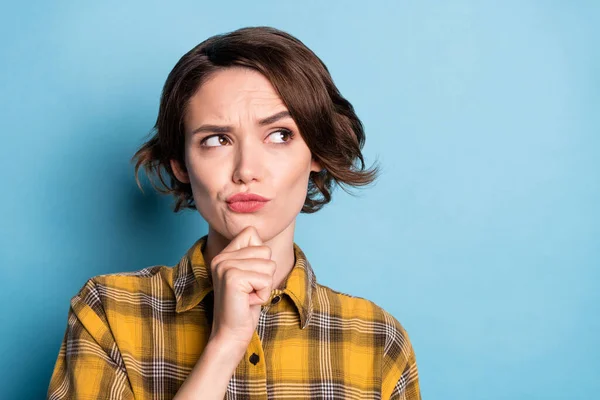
[201,135,229,148]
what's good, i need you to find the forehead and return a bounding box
[185,67,286,124]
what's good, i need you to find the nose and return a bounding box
[231,137,263,185]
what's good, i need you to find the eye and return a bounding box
[268,129,295,144]
[199,129,295,149]
[200,135,230,148]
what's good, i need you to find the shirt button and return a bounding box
[271,295,281,305]
[249,353,260,365]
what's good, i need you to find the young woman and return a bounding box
[47,26,421,400]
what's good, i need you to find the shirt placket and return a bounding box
[226,289,283,400]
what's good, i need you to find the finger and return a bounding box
[223,226,263,252]
[218,258,276,276]
[215,258,276,288]
[213,245,272,267]
[226,269,273,305]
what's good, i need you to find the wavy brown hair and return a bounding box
[132,26,380,213]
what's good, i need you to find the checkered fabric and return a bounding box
[47,235,421,399]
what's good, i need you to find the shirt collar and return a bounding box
[173,235,317,330]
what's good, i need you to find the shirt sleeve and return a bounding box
[381,311,422,400]
[47,279,134,400]
[388,342,421,400]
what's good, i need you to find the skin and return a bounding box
[170,66,323,292]
[170,66,324,400]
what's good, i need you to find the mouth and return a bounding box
[227,200,269,213]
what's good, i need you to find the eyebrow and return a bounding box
[190,110,292,135]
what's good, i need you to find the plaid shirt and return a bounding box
[47,235,421,399]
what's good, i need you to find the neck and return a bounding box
[202,221,297,290]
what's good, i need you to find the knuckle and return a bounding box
[211,254,223,270]
[260,245,272,259]
[223,267,239,284]
[213,263,224,279]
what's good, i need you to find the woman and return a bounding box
[47,26,421,400]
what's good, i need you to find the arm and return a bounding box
[381,311,422,400]
[172,335,246,400]
[388,343,421,400]
[47,279,134,400]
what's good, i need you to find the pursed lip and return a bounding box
[226,192,270,203]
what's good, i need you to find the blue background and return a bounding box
[1,1,598,399]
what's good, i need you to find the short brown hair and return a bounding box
[132,26,380,213]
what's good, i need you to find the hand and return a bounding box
[208,226,276,350]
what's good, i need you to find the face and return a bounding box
[171,67,322,241]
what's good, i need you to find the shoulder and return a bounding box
[314,282,414,350]
[315,284,419,397]
[90,264,170,287]
[70,265,175,314]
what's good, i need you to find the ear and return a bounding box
[310,157,323,173]
[170,159,190,184]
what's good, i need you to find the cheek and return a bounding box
[186,161,220,201]
[187,166,225,225]
[278,161,311,198]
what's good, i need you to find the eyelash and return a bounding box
[199,129,295,149]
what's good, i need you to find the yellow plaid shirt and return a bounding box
[47,235,421,399]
